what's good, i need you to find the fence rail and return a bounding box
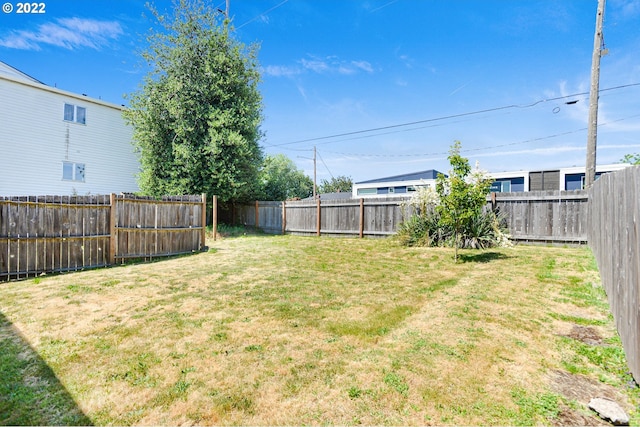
[588,165,640,382]
[1,194,206,280]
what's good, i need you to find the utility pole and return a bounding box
[585,0,606,188]
[297,146,317,198]
[313,146,317,198]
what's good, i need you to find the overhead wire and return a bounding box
[268,82,640,147]
[318,113,640,159]
[316,150,335,179]
[236,0,290,30]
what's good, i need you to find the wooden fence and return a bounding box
[588,165,640,382]
[490,190,588,244]
[233,193,588,243]
[233,197,414,238]
[1,194,206,281]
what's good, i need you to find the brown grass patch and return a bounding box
[1,236,637,425]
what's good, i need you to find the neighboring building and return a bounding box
[352,169,444,198]
[0,61,140,196]
[490,171,528,192]
[303,191,353,201]
[490,164,629,192]
[353,164,630,197]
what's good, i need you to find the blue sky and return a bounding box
[1,0,640,183]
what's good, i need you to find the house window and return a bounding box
[491,180,511,193]
[357,188,377,196]
[64,103,87,124]
[388,187,395,194]
[62,162,85,182]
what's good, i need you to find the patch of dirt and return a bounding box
[553,408,610,426]
[563,325,605,346]
[549,370,631,426]
[550,370,620,403]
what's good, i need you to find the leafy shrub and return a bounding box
[459,209,512,249]
[397,213,437,247]
[397,142,511,253]
[398,208,511,249]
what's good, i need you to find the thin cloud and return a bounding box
[266,55,374,78]
[300,55,373,75]
[610,0,640,18]
[0,17,123,51]
[368,0,400,14]
[351,60,373,73]
[263,64,301,78]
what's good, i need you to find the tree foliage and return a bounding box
[436,141,493,261]
[620,153,640,165]
[124,0,263,203]
[318,175,353,194]
[258,154,313,200]
[397,142,510,261]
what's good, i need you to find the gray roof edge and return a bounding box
[356,169,443,184]
[0,60,45,85]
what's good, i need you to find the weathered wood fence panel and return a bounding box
[235,194,588,242]
[0,195,111,280]
[257,201,283,234]
[362,199,409,236]
[1,194,206,281]
[588,165,640,382]
[232,201,283,234]
[234,197,411,237]
[114,194,205,260]
[284,200,318,236]
[491,190,588,244]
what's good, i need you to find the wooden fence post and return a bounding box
[255,200,260,230]
[282,201,287,235]
[109,193,116,265]
[316,197,321,236]
[201,193,207,250]
[359,198,364,238]
[212,195,218,241]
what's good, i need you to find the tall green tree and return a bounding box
[436,141,492,262]
[318,175,353,194]
[259,154,313,200]
[124,0,263,203]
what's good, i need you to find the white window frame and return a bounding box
[62,161,86,182]
[63,103,87,124]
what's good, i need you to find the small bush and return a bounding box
[398,209,511,249]
[397,142,511,252]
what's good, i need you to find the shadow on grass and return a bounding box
[0,312,92,425]
[459,251,510,263]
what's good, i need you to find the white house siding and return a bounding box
[0,73,139,196]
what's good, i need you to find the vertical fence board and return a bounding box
[588,166,640,382]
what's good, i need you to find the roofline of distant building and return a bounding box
[356,169,442,184]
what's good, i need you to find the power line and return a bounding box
[316,150,335,179]
[268,82,640,147]
[236,0,289,30]
[318,113,640,159]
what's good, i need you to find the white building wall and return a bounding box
[0,74,139,196]
[352,179,438,198]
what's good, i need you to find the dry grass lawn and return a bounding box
[1,234,638,425]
